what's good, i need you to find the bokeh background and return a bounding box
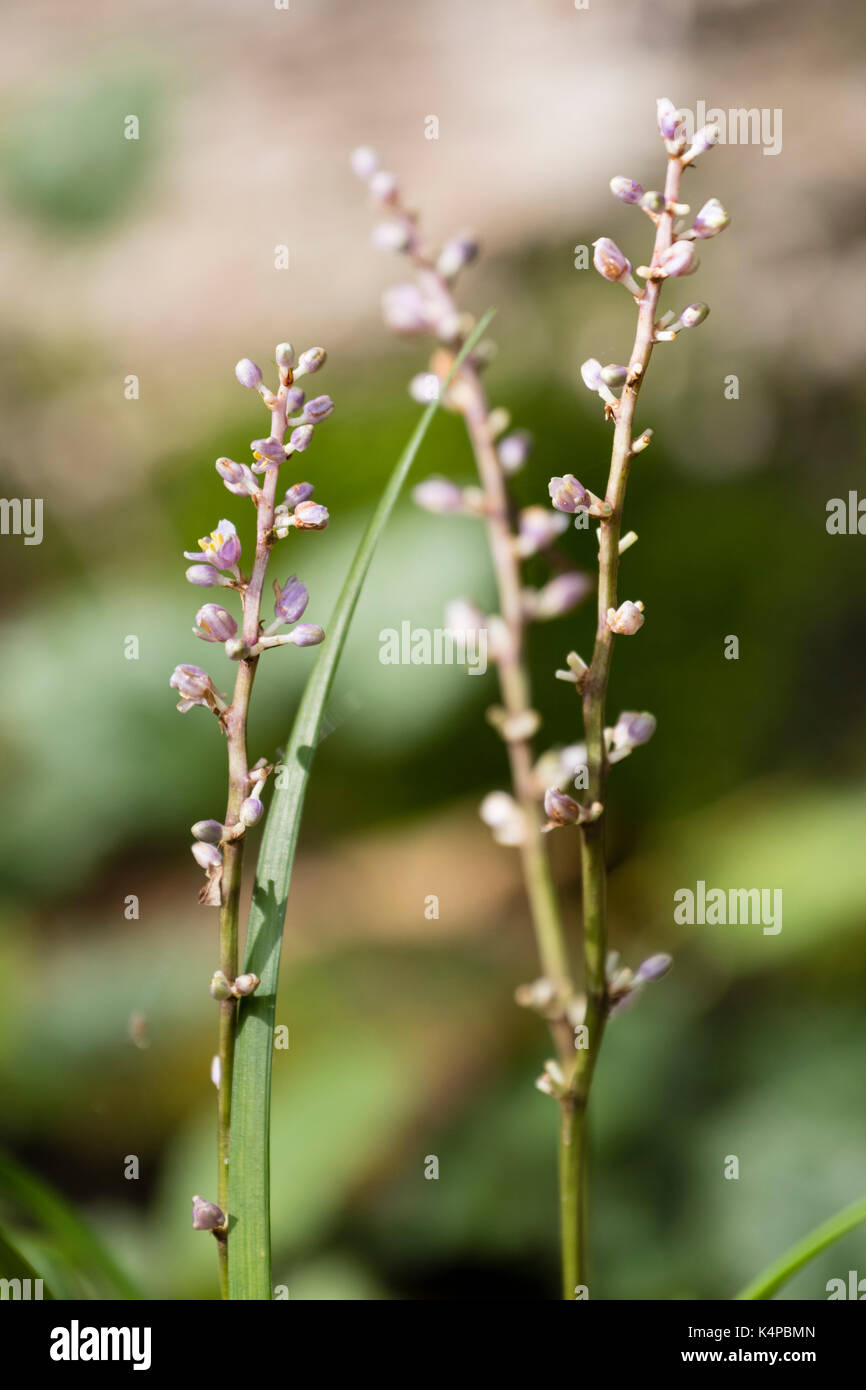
[1,0,865,1300]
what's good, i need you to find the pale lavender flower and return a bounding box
[350,145,379,180]
[373,220,411,253]
[215,458,259,497]
[193,603,238,643]
[369,169,399,204]
[479,791,527,847]
[543,787,581,827]
[529,572,592,620]
[287,624,325,647]
[284,482,315,508]
[191,842,222,871]
[192,820,224,843]
[302,395,334,423]
[635,953,673,983]
[184,519,241,572]
[592,237,634,284]
[382,283,429,334]
[275,342,295,368]
[413,476,464,513]
[273,575,309,624]
[239,797,264,826]
[683,123,719,163]
[292,500,329,530]
[549,474,590,513]
[296,347,327,376]
[656,97,683,140]
[436,232,479,279]
[170,664,219,712]
[607,600,645,635]
[656,240,697,277]
[192,1195,226,1231]
[690,198,730,238]
[251,437,287,465]
[186,564,223,587]
[289,425,314,452]
[409,372,440,404]
[515,506,569,557]
[610,176,643,204]
[497,430,533,474]
[235,358,262,390]
[679,302,710,329]
[284,386,306,412]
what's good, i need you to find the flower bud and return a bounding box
[409,372,441,404]
[251,437,287,464]
[192,819,224,844]
[231,972,261,997]
[240,797,264,827]
[679,302,709,329]
[601,364,629,388]
[479,791,527,847]
[273,575,309,624]
[382,283,429,334]
[412,475,463,513]
[549,474,589,514]
[235,358,263,389]
[640,190,666,215]
[287,623,325,647]
[436,231,479,279]
[609,176,643,204]
[194,604,238,643]
[284,482,315,508]
[186,564,221,587]
[656,97,683,140]
[292,500,329,530]
[350,145,379,180]
[303,394,334,423]
[209,970,232,1000]
[515,505,568,557]
[285,386,306,412]
[616,710,656,746]
[215,458,259,497]
[296,346,327,376]
[684,123,718,162]
[530,572,591,620]
[192,842,223,871]
[543,787,582,827]
[691,198,729,238]
[192,1195,226,1231]
[170,664,218,711]
[656,240,697,277]
[592,237,632,282]
[289,425,314,452]
[369,169,399,204]
[224,637,251,660]
[635,952,673,983]
[606,600,645,635]
[373,220,411,253]
[275,342,295,368]
[497,430,533,474]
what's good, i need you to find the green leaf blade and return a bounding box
[736,1193,866,1300]
[228,313,495,1299]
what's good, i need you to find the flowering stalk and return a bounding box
[170,344,333,1297]
[352,150,596,1068]
[544,99,728,1296]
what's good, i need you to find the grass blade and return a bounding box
[228,311,495,1299]
[0,1146,141,1300]
[736,1193,866,1300]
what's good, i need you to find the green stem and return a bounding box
[566,152,684,1298]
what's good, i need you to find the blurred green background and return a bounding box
[1,0,865,1300]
